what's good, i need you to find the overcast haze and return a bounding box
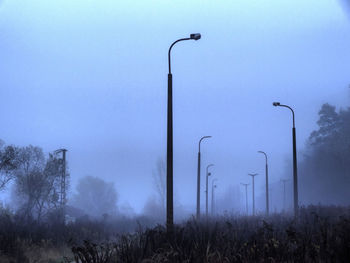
[1,0,350,213]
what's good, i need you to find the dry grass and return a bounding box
[71,206,350,262]
[1,205,350,262]
[24,242,72,263]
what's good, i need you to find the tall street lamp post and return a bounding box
[258,151,269,216]
[240,183,249,215]
[248,173,258,216]
[197,136,211,220]
[206,164,214,219]
[273,102,298,217]
[167,33,201,232]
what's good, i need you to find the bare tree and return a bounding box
[34,154,63,221]
[0,140,20,190]
[14,146,62,221]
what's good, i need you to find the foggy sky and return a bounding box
[1,0,350,213]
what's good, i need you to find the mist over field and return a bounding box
[0,0,350,262]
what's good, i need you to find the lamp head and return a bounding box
[273,102,280,106]
[190,33,201,40]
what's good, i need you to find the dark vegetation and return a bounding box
[0,205,350,262]
[0,206,157,262]
[70,206,350,263]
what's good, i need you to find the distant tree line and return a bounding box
[300,103,350,205]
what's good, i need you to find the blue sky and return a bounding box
[1,0,350,213]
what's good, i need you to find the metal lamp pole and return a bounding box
[206,164,214,219]
[167,33,201,232]
[258,151,269,216]
[273,102,298,217]
[197,136,211,220]
[248,173,258,216]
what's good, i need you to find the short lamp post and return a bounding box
[248,173,258,216]
[258,151,269,216]
[197,136,211,220]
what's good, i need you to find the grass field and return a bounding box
[1,205,350,262]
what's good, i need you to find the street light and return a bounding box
[248,173,258,216]
[272,102,298,217]
[206,164,214,219]
[211,178,218,216]
[190,33,201,40]
[167,34,201,232]
[258,151,269,216]
[197,136,211,220]
[240,183,249,215]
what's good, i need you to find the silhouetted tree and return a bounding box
[14,146,62,221]
[71,176,118,218]
[0,140,20,191]
[300,103,350,205]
